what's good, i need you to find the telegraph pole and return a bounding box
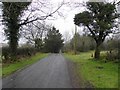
[74,25,77,54]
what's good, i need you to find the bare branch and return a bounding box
[19,1,65,26]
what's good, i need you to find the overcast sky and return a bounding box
[0,0,119,45]
[0,0,87,44]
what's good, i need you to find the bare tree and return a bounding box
[19,0,67,26]
[1,0,67,59]
[20,21,51,48]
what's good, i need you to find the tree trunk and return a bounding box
[9,34,18,61]
[9,25,19,61]
[94,43,101,59]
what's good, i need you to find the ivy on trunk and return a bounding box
[2,2,31,60]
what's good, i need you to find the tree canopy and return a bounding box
[2,2,31,60]
[74,2,119,59]
[44,27,64,53]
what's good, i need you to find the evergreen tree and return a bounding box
[74,2,119,59]
[44,27,64,53]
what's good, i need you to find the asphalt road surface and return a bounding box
[2,54,73,88]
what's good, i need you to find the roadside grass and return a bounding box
[2,53,48,77]
[64,51,118,88]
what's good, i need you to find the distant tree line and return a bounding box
[63,32,120,61]
[63,33,95,53]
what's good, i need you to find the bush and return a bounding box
[17,47,36,57]
[2,47,11,63]
[106,50,119,62]
[2,47,38,63]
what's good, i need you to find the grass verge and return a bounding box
[2,53,48,77]
[64,51,118,88]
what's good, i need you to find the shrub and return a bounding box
[2,47,38,63]
[106,50,119,62]
[17,47,37,58]
[2,47,11,63]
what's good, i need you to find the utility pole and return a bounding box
[74,25,77,54]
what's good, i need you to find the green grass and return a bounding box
[64,51,118,88]
[2,53,48,77]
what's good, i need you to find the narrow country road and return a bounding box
[2,54,73,88]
